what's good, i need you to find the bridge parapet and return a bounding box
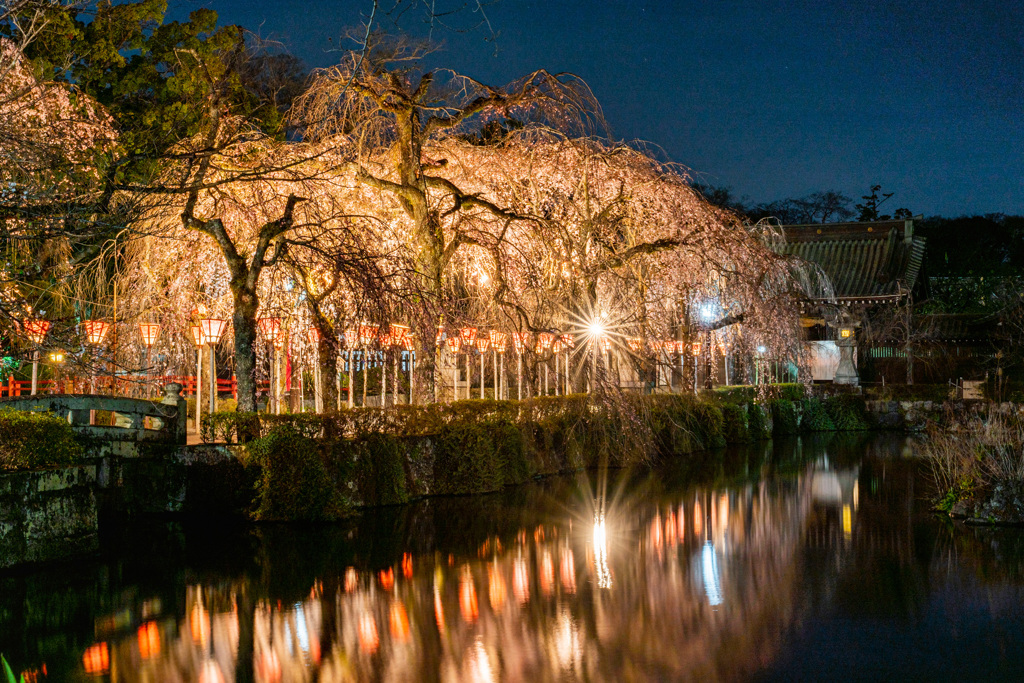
[0,383,187,445]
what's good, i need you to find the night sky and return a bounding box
[175,0,1024,217]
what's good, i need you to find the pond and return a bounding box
[3,433,1024,681]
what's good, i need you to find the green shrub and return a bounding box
[770,399,799,435]
[2,654,25,683]
[0,410,82,471]
[487,419,531,484]
[218,398,238,413]
[864,384,950,403]
[243,425,349,520]
[353,433,408,505]
[800,398,836,432]
[747,403,773,441]
[693,401,726,448]
[433,423,502,494]
[825,394,869,430]
[722,403,750,443]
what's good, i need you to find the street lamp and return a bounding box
[307,326,323,413]
[22,319,50,396]
[82,319,111,395]
[560,334,574,395]
[491,331,508,400]
[258,317,283,414]
[344,328,359,408]
[199,317,227,421]
[445,335,462,401]
[139,322,160,389]
[190,325,203,432]
[476,335,491,399]
[459,328,477,400]
[512,332,529,401]
[359,323,378,407]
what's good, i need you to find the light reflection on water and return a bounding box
[5,434,1024,681]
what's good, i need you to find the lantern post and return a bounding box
[307,326,323,413]
[344,329,358,408]
[491,332,507,400]
[476,335,491,400]
[190,325,203,432]
[23,319,50,396]
[139,323,161,391]
[512,333,527,401]
[390,324,409,406]
[459,328,477,400]
[199,317,228,419]
[445,335,462,401]
[358,324,377,407]
[403,335,416,405]
[82,320,111,394]
[257,318,282,414]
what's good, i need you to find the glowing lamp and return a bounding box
[539,332,555,350]
[490,330,507,345]
[476,336,491,352]
[459,327,478,346]
[343,329,359,349]
[390,323,410,344]
[627,337,642,352]
[840,328,853,339]
[139,322,161,347]
[402,334,416,351]
[257,317,282,344]
[676,341,688,355]
[492,336,508,353]
[601,336,612,353]
[553,340,563,353]
[22,319,50,344]
[82,320,111,345]
[664,340,677,353]
[446,336,462,353]
[199,318,228,345]
[560,334,575,348]
[691,342,701,357]
[435,327,445,346]
[359,323,378,346]
[49,350,65,363]
[379,333,392,348]
[190,325,203,347]
[307,326,322,345]
[512,332,529,353]
[756,345,768,355]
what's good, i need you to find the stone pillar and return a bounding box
[162,383,187,444]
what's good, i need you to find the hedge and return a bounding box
[800,398,835,432]
[0,410,83,471]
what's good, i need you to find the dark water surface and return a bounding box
[3,433,1024,682]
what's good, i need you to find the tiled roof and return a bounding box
[776,220,926,301]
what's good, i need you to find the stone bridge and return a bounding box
[0,383,188,446]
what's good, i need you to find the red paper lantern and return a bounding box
[199,318,228,345]
[22,319,50,344]
[82,320,111,345]
[139,322,161,347]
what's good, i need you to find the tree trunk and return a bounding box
[232,286,260,412]
[318,337,339,412]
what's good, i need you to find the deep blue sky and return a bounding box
[175,0,1024,217]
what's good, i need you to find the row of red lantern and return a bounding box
[20,319,165,348]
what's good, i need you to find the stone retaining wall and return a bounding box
[0,466,98,569]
